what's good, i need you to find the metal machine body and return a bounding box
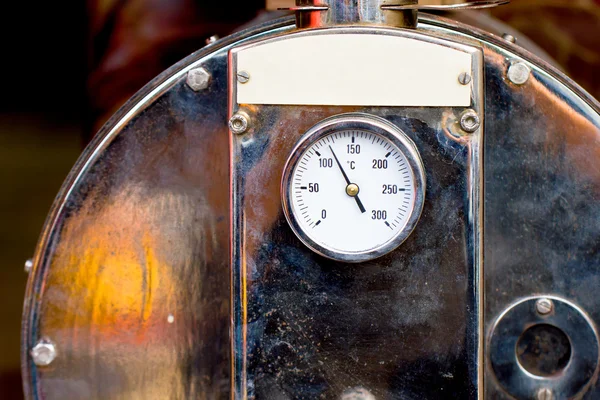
[22,3,600,399]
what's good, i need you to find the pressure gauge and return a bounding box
[281,113,426,262]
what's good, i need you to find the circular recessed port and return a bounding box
[516,324,571,377]
[490,296,599,399]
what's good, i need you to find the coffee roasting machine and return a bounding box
[21,1,600,399]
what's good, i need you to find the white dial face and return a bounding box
[288,128,418,256]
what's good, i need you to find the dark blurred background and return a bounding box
[1,0,599,398]
[0,3,86,398]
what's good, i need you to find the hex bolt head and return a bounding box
[237,71,250,84]
[24,258,33,273]
[507,62,531,85]
[537,388,553,400]
[460,110,481,133]
[458,72,472,86]
[229,113,250,135]
[186,67,211,91]
[30,339,57,366]
[536,298,554,315]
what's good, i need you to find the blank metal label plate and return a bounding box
[232,31,476,107]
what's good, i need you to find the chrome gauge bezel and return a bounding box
[281,113,426,263]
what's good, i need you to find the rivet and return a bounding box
[229,113,250,135]
[536,388,553,400]
[458,72,472,85]
[502,33,517,44]
[31,338,57,367]
[237,71,250,84]
[536,298,554,315]
[459,110,480,133]
[205,35,219,45]
[24,258,33,273]
[167,314,175,324]
[341,387,376,400]
[186,67,211,91]
[507,62,531,85]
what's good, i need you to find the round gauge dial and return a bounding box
[282,114,426,262]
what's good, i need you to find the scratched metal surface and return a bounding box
[21,20,292,400]
[418,18,600,399]
[482,55,600,400]
[26,63,232,400]
[229,26,484,399]
[22,14,600,400]
[481,34,600,400]
[231,104,482,399]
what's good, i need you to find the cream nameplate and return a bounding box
[232,32,477,107]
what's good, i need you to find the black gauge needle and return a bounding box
[329,145,366,213]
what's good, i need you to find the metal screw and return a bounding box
[536,388,553,400]
[460,110,480,133]
[237,71,250,84]
[24,258,33,273]
[186,67,211,91]
[229,113,250,134]
[205,35,219,45]
[31,339,57,366]
[536,298,554,315]
[507,62,531,85]
[341,387,376,400]
[502,33,517,44]
[458,72,472,85]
